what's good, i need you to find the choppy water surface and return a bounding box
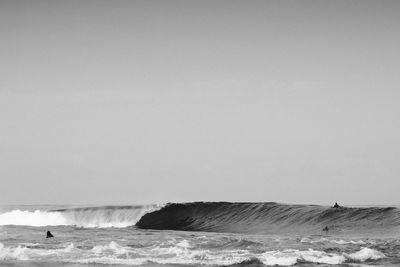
[1,203,399,266]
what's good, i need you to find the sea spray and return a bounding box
[0,205,161,228]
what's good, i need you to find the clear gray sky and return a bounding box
[1,0,399,205]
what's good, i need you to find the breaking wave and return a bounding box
[1,202,399,233]
[136,202,400,234]
[0,205,160,228]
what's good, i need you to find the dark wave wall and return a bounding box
[136,202,400,234]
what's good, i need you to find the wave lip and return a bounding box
[0,205,160,228]
[136,202,400,234]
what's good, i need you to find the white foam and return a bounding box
[261,251,298,266]
[71,240,252,266]
[0,241,386,266]
[260,247,385,266]
[0,205,159,228]
[0,210,68,227]
[176,239,191,248]
[346,247,385,261]
[92,241,128,255]
[260,249,345,266]
[0,242,74,261]
[299,249,345,265]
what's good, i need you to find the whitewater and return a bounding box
[0,202,399,266]
[0,205,158,228]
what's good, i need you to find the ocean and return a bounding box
[0,202,399,266]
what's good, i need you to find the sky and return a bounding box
[0,0,399,205]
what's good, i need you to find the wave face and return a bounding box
[0,205,159,228]
[136,202,400,234]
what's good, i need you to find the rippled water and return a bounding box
[1,204,399,266]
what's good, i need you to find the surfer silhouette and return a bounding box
[333,202,340,208]
[322,226,329,233]
[46,231,54,238]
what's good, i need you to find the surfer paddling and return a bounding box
[333,202,340,208]
[46,231,54,238]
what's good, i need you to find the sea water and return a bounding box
[0,203,399,266]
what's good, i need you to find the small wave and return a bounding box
[346,247,385,261]
[300,237,366,245]
[331,240,366,245]
[0,241,385,266]
[0,205,161,228]
[260,247,385,265]
[0,242,75,261]
[92,241,129,255]
[261,249,345,265]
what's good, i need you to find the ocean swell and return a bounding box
[1,202,399,233]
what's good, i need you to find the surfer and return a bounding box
[323,226,329,233]
[333,202,340,208]
[46,231,54,238]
